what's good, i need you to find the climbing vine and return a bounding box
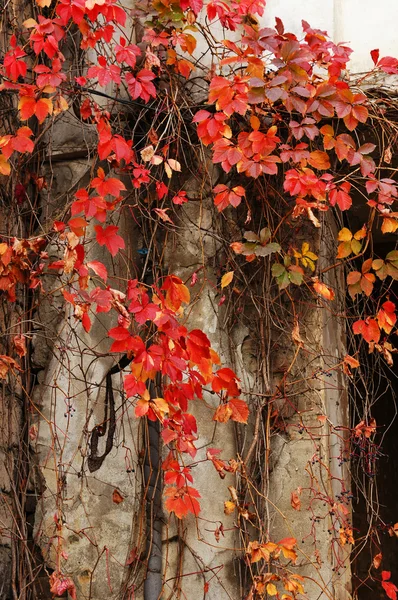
[1,0,398,598]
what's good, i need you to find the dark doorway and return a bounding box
[351,246,398,599]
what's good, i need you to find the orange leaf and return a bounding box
[162,275,190,311]
[373,552,382,569]
[344,355,360,369]
[291,488,301,511]
[213,403,233,423]
[164,486,201,519]
[0,155,11,176]
[112,489,124,504]
[313,279,335,301]
[13,334,27,357]
[228,398,249,423]
[308,150,331,170]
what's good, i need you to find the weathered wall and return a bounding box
[266,0,398,74]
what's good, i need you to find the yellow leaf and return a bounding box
[224,501,236,515]
[266,583,278,596]
[336,241,353,259]
[153,397,169,414]
[305,251,318,261]
[337,227,353,242]
[164,163,172,179]
[23,18,38,28]
[221,271,234,289]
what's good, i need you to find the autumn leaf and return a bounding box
[213,184,245,212]
[224,501,236,515]
[18,96,53,124]
[228,398,249,423]
[0,355,22,379]
[353,318,380,344]
[329,182,352,211]
[278,537,298,563]
[344,355,360,369]
[112,489,124,504]
[373,552,382,569]
[162,275,190,311]
[312,279,335,301]
[13,334,27,357]
[308,150,330,170]
[49,573,76,600]
[153,208,174,224]
[377,300,397,334]
[291,488,301,511]
[382,571,398,600]
[0,155,11,176]
[87,260,108,281]
[94,225,125,256]
[221,271,234,288]
[266,583,278,596]
[164,486,201,519]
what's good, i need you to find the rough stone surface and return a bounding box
[0,546,12,599]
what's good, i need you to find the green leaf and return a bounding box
[243,231,259,242]
[256,242,281,257]
[277,270,291,289]
[289,266,304,286]
[387,264,398,280]
[272,263,285,277]
[351,239,362,255]
[259,227,271,244]
[386,250,398,262]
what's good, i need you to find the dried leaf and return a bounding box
[291,488,301,511]
[112,489,124,504]
[373,552,382,569]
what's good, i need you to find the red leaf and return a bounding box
[108,326,131,340]
[371,49,380,65]
[49,573,76,600]
[382,581,398,600]
[353,318,380,343]
[180,0,203,14]
[87,260,108,281]
[82,312,91,332]
[91,168,126,197]
[94,225,125,256]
